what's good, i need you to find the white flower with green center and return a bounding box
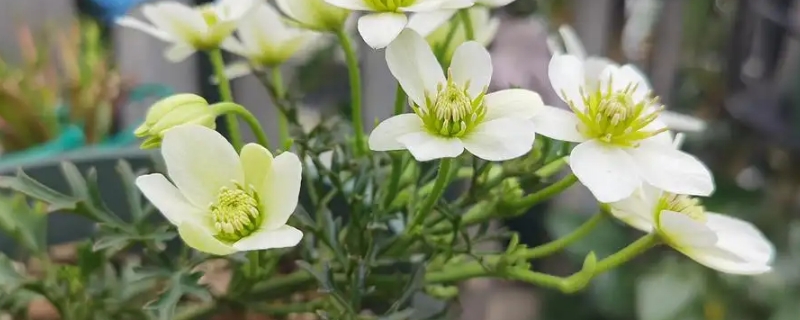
[116,0,255,62]
[222,2,321,75]
[547,24,707,133]
[609,184,774,275]
[532,53,714,202]
[135,124,303,255]
[323,0,474,49]
[407,6,499,63]
[369,29,541,162]
[276,0,352,32]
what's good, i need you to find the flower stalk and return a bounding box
[210,102,271,150]
[208,49,243,151]
[336,28,367,155]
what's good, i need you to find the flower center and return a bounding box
[568,79,666,147]
[199,6,220,26]
[413,70,487,138]
[210,185,261,242]
[655,193,707,223]
[364,0,417,11]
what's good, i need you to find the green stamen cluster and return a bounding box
[568,79,666,147]
[656,193,706,223]
[414,71,487,138]
[364,0,417,11]
[199,5,220,26]
[210,184,262,242]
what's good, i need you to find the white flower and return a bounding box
[323,0,474,49]
[135,124,303,255]
[608,184,774,275]
[369,29,540,162]
[547,25,707,133]
[533,55,714,202]
[116,0,255,62]
[221,2,321,77]
[407,6,499,62]
[276,0,352,32]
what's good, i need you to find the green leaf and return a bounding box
[0,169,77,211]
[636,265,702,320]
[144,270,212,320]
[61,162,89,199]
[116,160,145,222]
[0,253,25,293]
[0,194,47,253]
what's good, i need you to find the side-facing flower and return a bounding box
[222,2,321,76]
[135,124,303,255]
[369,29,540,162]
[608,184,774,275]
[323,0,474,49]
[407,6,499,63]
[134,94,216,149]
[116,0,255,62]
[276,0,352,32]
[547,24,707,133]
[533,54,714,202]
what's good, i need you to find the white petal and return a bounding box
[213,61,255,82]
[530,106,586,142]
[406,10,457,37]
[659,111,707,133]
[484,89,543,121]
[627,142,714,197]
[705,213,774,265]
[569,140,640,202]
[386,29,445,106]
[358,12,408,49]
[461,118,536,161]
[449,41,492,97]
[477,0,515,7]
[369,114,425,151]
[164,44,196,62]
[403,0,474,11]
[659,210,717,247]
[619,64,652,101]
[116,17,174,42]
[397,132,464,161]
[237,3,283,53]
[146,2,207,41]
[217,0,257,20]
[232,225,303,251]
[276,0,314,23]
[135,174,205,225]
[548,54,584,106]
[687,247,772,275]
[582,57,614,91]
[261,152,303,230]
[239,143,274,192]
[324,0,372,10]
[608,187,659,232]
[161,124,244,207]
[178,222,237,255]
[557,25,586,59]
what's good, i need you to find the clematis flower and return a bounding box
[369,29,541,162]
[547,25,707,133]
[608,184,774,275]
[533,54,714,202]
[407,6,499,63]
[276,0,352,32]
[221,2,321,77]
[135,125,303,255]
[116,0,255,62]
[323,0,474,49]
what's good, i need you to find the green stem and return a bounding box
[383,153,404,209]
[207,49,242,151]
[407,158,453,233]
[534,156,568,178]
[271,68,291,149]
[459,9,475,41]
[393,83,406,115]
[210,102,271,150]
[520,213,605,259]
[506,173,578,211]
[336,28,366,155]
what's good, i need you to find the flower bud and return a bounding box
[135,94,216,149]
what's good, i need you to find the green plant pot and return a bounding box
[0,146,157,254]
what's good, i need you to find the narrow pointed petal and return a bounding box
[164,44,196,62]
[483,89,543,121]
[548,54,584,107]
[627,141,714,197]
[659,111,707,132]
[406,10,457,37]
[178,222,237,255]
[557,25,586,59]
[135,174,204,225]
[530,106,586,143]
[146,2,207,41]
[449,41,492,97]
[240,143,274,191]
[325,0,372,10]
[369,114,425,151]
[397,132,464,161]
[477,0,515,6]
[462,118,536,161]
[358,12,407,49]
[386,29,445,106]
[261,152,302,230]
[116,17,174,42]
[232,225,303,251]
[161,125,244,207]
[569,140,640,202]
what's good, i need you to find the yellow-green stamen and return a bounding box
[655,193,706,224]
[210,184,262,242]
[413,69,487,138]
[364,0,417,11]
[567,78,666,147]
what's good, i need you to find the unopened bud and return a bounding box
[135,94,216,149]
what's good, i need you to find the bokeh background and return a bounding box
[1,0,799,319]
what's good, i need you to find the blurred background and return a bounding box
[1,0,799,319]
